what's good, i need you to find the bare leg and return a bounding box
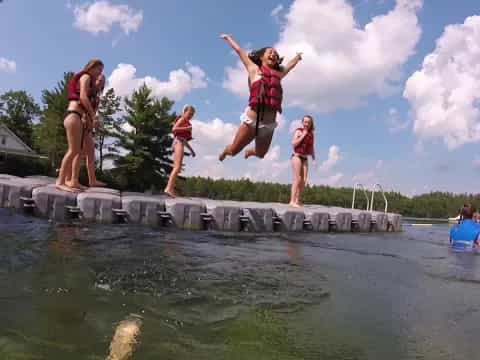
[84,133,105,187]
[106,315,142,360]
[219,123,255,161]
[56,113,83,193]
[245,131,274,159]
[164,141,184,197]
[184,141,196,157]
[296,160,309,205]
[289,156,303,207]
[69,126,86,189]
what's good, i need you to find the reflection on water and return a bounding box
[1,209,480,359]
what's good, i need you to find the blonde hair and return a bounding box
[303,115,315,131]
[183,104,195,114]
[83,59,104,73]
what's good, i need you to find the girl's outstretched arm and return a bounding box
[282,52,303,78]
[184,141,196,157]
[220,34,257,74]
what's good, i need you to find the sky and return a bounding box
[1,0,480,196]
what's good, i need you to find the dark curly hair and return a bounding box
[248,47,284,71]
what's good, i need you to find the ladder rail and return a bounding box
[370,183,388,213]
[352,183,370,210]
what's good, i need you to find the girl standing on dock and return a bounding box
[164,105,196,198]
[65,74,106,188]
[83,74,106,188]
[289,115,316,207]
[56,59,104,193]
[218,34,302,161]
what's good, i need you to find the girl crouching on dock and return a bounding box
[289,115,316,207]
[164,105,196,198]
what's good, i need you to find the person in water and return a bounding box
[450,204,480,251]
[289,115,316,207]
[218,34,303,161]
[164,105,196,198]
[56,59,104,192]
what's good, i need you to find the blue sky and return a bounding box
[1,0,480,196]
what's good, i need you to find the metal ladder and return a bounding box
[369,183,388,213]
[351,183,370,210]
[352,183,389,213]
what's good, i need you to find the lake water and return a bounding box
[1,209,479,359]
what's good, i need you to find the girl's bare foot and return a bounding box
[89,180,106,187]
[288,202,302,208]
[66,180,88,190]
[244,148,257,159]
[56,184,82,193]
[164,189,176,198]
[219,148,228,162]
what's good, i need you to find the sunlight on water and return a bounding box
[0,209,479,359]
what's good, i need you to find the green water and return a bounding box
[1,210,479,359]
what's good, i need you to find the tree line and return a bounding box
[0,72,475,218]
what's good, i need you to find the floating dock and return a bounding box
[0,174,402,232]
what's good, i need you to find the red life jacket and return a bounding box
[172,116,192,141]
[248,66,283,113]
[294,128,314,156]
[67,71,94,102]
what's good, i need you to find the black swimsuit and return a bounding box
[64,110,87,150]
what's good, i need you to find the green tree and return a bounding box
[0,90,40,147]
[36,72,72,171]
[96,88,121,172]
[109,84,174,192]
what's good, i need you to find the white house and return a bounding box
[0,123,44,158]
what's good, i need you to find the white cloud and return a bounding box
[0,57,16,73]
[271,4,285,22]
[73,0,143,35]
[319,145,342,172]
[224,0,422,112]
[352,170,377,185]
[183,117,238,179]
[404,16,480,150]
[245,145,291,182]
[386,107,410,133]
[314,173,344,187]
[318,145,341,172]
[107,63,207,101]
[309,145,343,187]
[289,119,302,133]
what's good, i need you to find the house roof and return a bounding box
[0,123,47,159]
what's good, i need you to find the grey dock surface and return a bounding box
[0,174,402,233]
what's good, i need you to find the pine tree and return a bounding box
[109,84,174,192]
[36,72,73,171]
[96,88,121,172]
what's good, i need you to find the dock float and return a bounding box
[0,174,402,233]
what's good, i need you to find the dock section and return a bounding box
[0,174,402,233]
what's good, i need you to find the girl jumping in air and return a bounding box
[289,115,316,207]
[56,59,104,192]
[218,34,303,161]
[164,105,196,198]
